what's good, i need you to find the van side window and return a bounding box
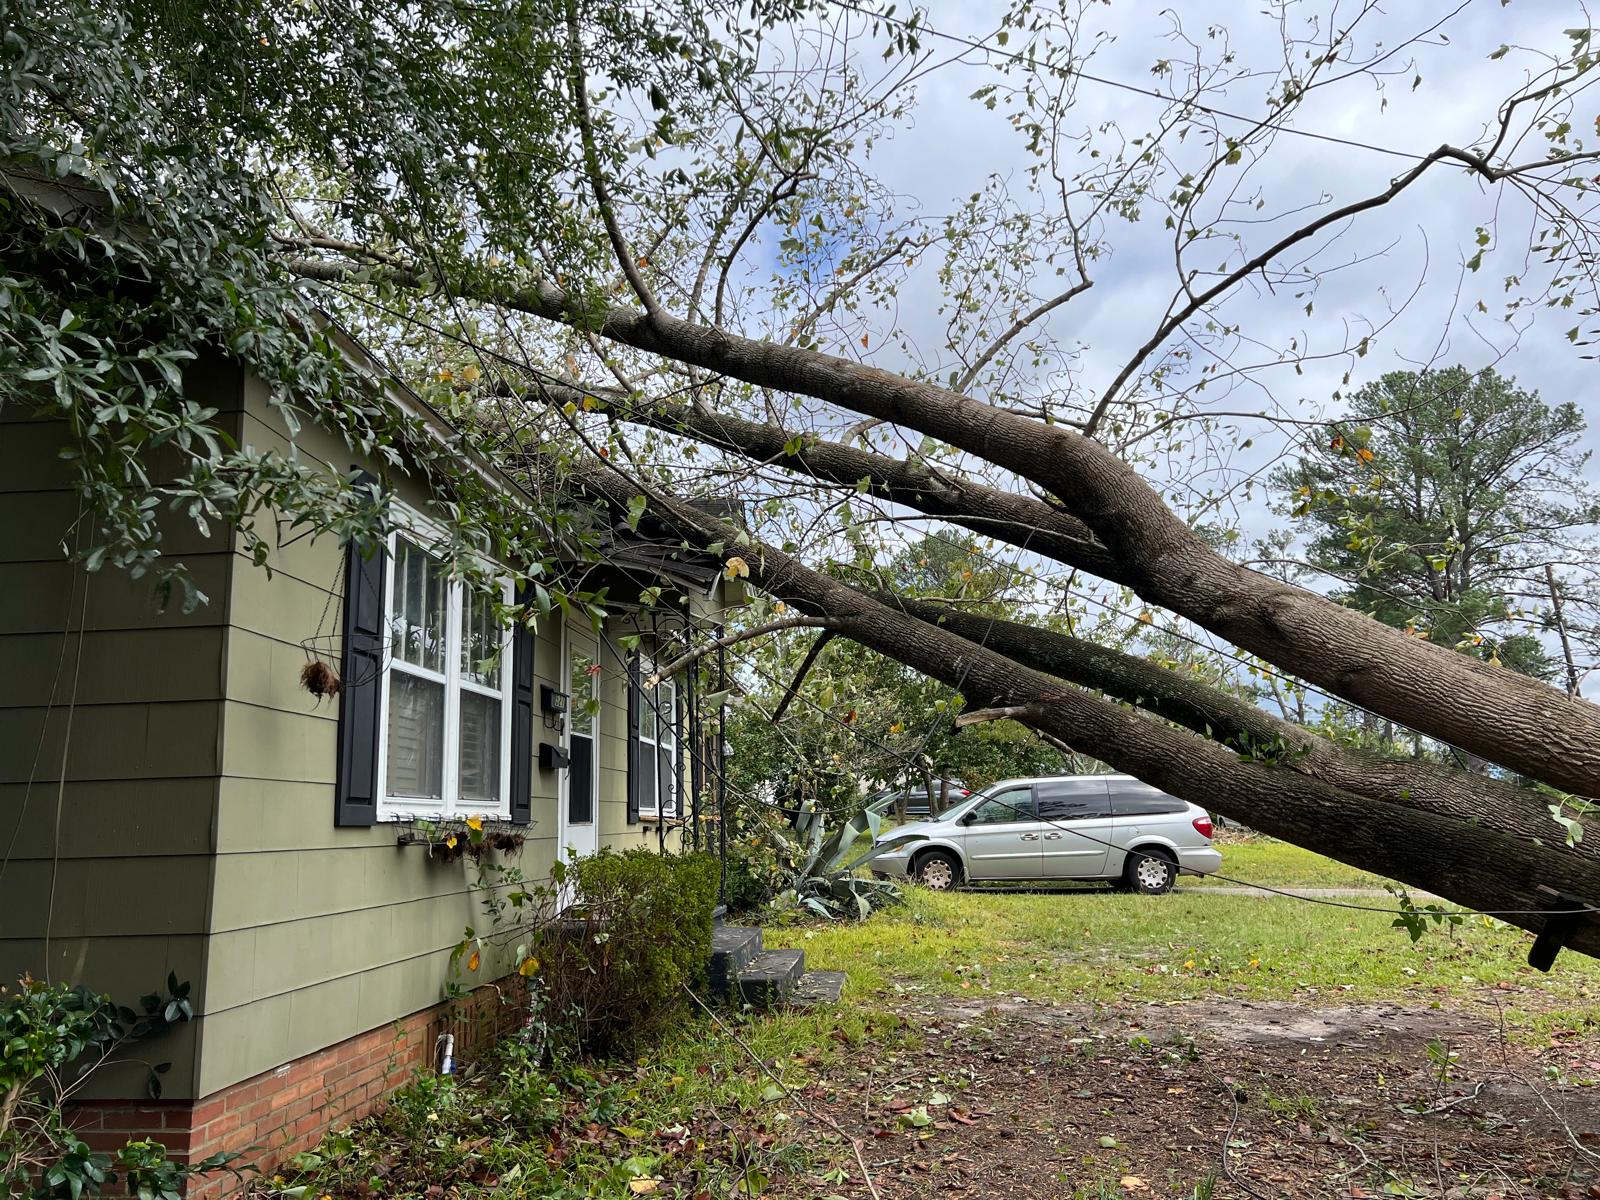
[1036,779,1111,821]
[1108,782,1186,817]
[967,787,1034,825]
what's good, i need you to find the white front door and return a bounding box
[558,631,601,869]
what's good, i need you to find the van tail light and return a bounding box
[1192,815,1215,840]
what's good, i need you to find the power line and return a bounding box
[824,0,1526,170]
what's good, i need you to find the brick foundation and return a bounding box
[72,980,526,1198]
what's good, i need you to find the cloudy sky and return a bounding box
[792,0,1600,519]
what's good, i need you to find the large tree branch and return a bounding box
[576,468,1600,958]
[904,598,1590,858]
[286,249,1600,796]
[595,394,1126,582]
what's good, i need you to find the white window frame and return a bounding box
[637,653,678,819]
[375,507,514,821]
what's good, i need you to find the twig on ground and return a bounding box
[1407,1080,1486,1115]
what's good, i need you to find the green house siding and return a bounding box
[190,381,566,1095]
[0,401,230,1099]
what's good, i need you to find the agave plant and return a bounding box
[776,797,927,920]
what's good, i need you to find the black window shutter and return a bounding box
[335,496,387,828]
[509,589,535,825]
[626,651,642,824]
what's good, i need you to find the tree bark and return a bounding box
[607,397,1125,582]
[905,599,1592,860]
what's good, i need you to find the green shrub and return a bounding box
[1,976,235,1200]
[532,850,720,1053]
[722,812,792,915]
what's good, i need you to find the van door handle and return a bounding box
[1043,832,1062,840]
[1019,833,1040,841]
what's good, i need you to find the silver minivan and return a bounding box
[870,774,1222,894]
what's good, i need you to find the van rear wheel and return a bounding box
[1124,848,1176,896]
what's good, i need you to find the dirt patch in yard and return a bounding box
[776,987,1600,1199]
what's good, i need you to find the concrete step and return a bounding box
[709,925,763,998]
[737,948,806,1009]
[789,969,846,1009]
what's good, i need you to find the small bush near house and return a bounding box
[1,976,237,1200]
[532,849,720,1053]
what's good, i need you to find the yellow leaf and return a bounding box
[436,368,453,382]
[582,395,599,411]
[461,364,481,384]
[467,951,480,973]
[1137,610,1155,624]
[465,815,484,832]
[518,956,540,977]
[445,834,458,849]
[1120,1177,1148,1192]
[627,1179,660,1195]
[1183,959,1195,970]
[724,556,750,580]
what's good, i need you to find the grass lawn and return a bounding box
[1184,835,1398,889]
[764,885,1600,1036]
[283,873,1600,1200]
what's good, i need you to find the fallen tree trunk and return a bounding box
[574,467,1600,959]
[901,599,1591,859]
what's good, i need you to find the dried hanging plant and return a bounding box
[300,659,342,702]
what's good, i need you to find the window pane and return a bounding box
[569,734,595,824]
[569,648,596,735]
[458,691,501,806]
[391,538,445,673]
[637,748,657,813]
[658,679,676,747]
[1108,782,1185,817]
[461,588,502,688]
[638,657,657,741]
[1036,780,1110,821]
[658,745,675,814]
[387,672,444,800]
[969,787,1032,825]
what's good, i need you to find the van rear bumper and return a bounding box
[1178,847,1223,876]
